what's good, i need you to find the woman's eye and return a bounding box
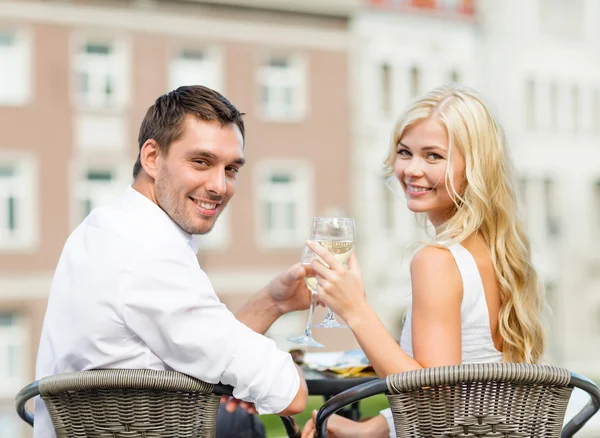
[427,153,444,160]
[397,149,410,157]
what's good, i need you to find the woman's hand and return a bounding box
[301,411,371,438]
[306,241,367,326]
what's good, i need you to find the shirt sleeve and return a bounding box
[119,242,300,415]
[380,408,396,438]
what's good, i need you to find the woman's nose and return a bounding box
[404,158,424,177]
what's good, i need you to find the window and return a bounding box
[256,162,312,248]
[0,159,37,250]
[194,208,230,250]
[592,89,599,137]
[74,39,128,109]
[0,29,31,105]
[259,55,307,121]
[169,48,222,92]
[525,78,536,130]
[595,181,600,236]
[409,66,420,99]
[75,169,120,221]
[549,81,558,131]
[571,85,579,133]
[380,63,392,117]
[449,69,461,83]
[0,312,26,396]
[543,178,560,238]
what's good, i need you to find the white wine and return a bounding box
[303,240,354,292]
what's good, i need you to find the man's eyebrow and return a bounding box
[188,150,245,166]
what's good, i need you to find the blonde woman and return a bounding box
[301,84,547,438]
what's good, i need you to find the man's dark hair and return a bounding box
[133,85,245,179]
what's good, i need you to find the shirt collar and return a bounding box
[124,186,199,254]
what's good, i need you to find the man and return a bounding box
[34,85,309,438]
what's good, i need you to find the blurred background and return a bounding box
[0,0,599,436]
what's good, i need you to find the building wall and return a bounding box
[0,1,353,435]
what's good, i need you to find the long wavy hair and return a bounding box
[383,84,546,364]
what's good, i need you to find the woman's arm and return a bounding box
[307,242,462,376]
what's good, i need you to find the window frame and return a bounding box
[0,26,32,107]
[70,32,130,112]
[257,52,308,123]
[168,44,223,93]
[254,160,313,249]
[0,152,38,252]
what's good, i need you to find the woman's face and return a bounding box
[394,118,466,227]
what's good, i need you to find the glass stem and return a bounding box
[303,291,317,337]
[323,308,335,322]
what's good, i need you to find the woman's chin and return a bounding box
[406,200,430,213]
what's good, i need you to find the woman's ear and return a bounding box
[139,139,161,179]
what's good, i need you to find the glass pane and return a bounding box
[7,344,20,379]
[0,166,14,178]
[0,312,14,327]
[87,170,113,181]
[7,196,15,231]
[526,79,536,130]
[381,63,392,115]
[285,203,295,230]
[266,202,274,230]
[181,50,205,61]
[83,199,93,217]
[0,31,15,47]
[85,43,111,55]
[409,66,420,98]
[270,173,292,184]
[105,76,113,97]
[269,56,289,69]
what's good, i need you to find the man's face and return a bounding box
[154,116,245,235]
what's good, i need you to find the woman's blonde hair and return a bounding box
[383,84,546,364]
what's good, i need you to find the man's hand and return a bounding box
[220,395,258,415]
[236,263,312,334]
[265,263,311,316]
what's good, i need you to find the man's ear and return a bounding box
[140,139,161,179]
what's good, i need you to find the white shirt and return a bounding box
[33,186,299,438]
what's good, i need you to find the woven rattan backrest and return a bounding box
[38,369,220,438]
[386,363,573,438]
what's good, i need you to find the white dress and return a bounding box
[380,243,503,438]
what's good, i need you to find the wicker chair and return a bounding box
[314,363,600,438]
[15,369,300,438]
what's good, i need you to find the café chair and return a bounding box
[15,369,300,438]
[314,363,600,438]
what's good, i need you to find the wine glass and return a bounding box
[310,217,355,329]
[287,245,324,348]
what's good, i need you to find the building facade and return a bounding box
[0,0,356,435]
[353,0,600,379]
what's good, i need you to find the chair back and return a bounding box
[386,363,572,437]
[36,369,220,438]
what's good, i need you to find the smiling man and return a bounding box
[34,86,309,438]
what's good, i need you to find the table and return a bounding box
[302,366,378,421]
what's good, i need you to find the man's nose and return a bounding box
[205,167,227,196]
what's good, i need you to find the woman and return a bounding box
[301,84,547,438]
